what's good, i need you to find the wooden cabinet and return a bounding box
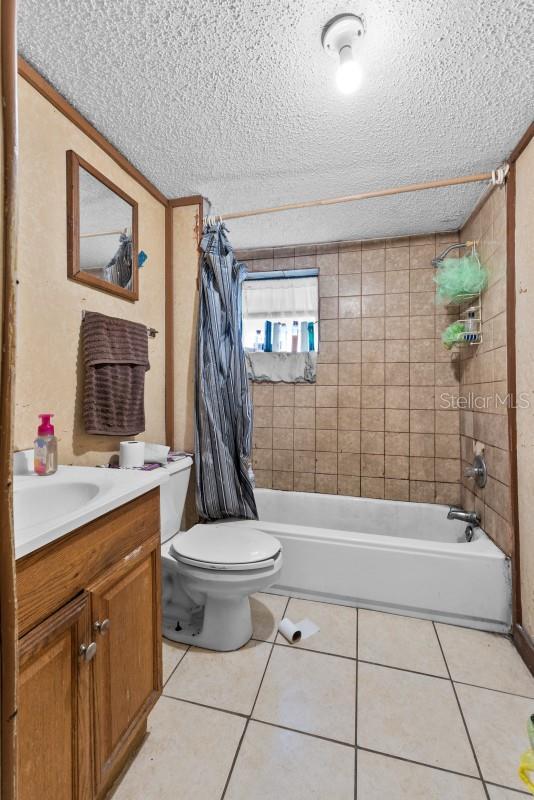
[89,541,161,796]
[18,593,93,800]
[16,489,162,800]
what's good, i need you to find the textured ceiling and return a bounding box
[18,0,534,248]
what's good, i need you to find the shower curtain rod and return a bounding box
[206,165,508,224]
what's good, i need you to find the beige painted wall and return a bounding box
[15,77,167,465]
[515,136,534,638]
[171,203,200,453]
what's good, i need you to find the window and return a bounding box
[242,270,319,353]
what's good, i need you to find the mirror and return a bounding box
[67,150,138,300]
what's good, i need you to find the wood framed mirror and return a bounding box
[67,150,139,300]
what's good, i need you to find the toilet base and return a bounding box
[163,592,253,651]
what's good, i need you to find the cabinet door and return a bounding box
[89,537,162,796]
[18,593,93,800]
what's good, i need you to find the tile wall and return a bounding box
[237,232,463,504]
[459,186,513,554]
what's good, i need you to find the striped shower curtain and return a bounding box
[195,221,258,521]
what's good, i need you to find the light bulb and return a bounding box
[336,45,362,94]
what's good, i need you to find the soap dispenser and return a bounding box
[33,413,58,476]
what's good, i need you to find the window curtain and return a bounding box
[243,276,318,319]
[195,221,258,521]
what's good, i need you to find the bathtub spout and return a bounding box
[447,506,481,526]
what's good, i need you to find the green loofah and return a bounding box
[442,321,466,350]
[434,254,488,305]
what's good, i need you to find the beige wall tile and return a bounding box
[339,250,362,274]
[294,384,316,407]
[385,316,409,338]
[316,429,337,452]
[362,272,385,295]
[410,481,435,502]
[339,296,362,318]
[338,385,361,408]
[361,477,385,498]
[316,252,338,274]
[385,363,410,385]
[339,273,361,296]
[386,409,409,432]
[320,297,338,318]
[385,247,409,271]
[315,451,338,474]
[362,385,385,408]
[410,433,435,458]
[315,474,338,494]
[294,406,315,428]
[362,249,386,272]
[385,432,410,455]
[319,319,338,341]
[410,457,435,481]
[273,450,293,471]
[254,384,274,406]
[317,340,338,363]
[315,407,338,429]
[254,427,273,449]
[361,408,385,431]
[361,430,385,454]
[385,386,409,408]
[338,407,361,430]
[294,472,315,492]
[338,318,362,340]
[338,430,361,453]
[385,270,409,293]
[273,470,294,490]
[316,363,338,385]
[254,406,273,428]
[294,450,316,472]
[294,428,315,450]
[272,428,294,450]
[362,294,385,317]
[273,406,294,428]
[339,340,362,363]
[254,449,273,470]
[361,341,385,363]
[319,275,338,297]
[337,475,361,496]
[362,363,385,385]
[385,294,410,317]
[338,452,361,476]
[254,469,273,489]
[385,455,410,479]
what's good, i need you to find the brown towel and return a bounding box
[82,311,150,436]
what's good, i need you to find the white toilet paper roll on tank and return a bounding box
[119,440,145,469]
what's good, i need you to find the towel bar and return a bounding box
[81,310,158,338]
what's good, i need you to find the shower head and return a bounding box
[432,241,476,268]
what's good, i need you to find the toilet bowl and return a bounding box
[157,458,282,651]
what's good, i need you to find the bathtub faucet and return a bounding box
[447,506,481,526]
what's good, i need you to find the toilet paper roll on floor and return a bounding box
[278,617,320,644]
[119,440,145,469]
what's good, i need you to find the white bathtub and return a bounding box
[238,489,512,632]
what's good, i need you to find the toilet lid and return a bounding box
[170,524,281,570]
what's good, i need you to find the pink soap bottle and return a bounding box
[33,413,58,476]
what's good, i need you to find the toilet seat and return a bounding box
[169,523,281,572]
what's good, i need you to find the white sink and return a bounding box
[13,453,169,559]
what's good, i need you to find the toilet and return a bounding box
[158,458,283,651]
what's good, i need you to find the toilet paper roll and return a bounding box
[278,618,302,643]
[119,440,145,469]
[144,442,170,465]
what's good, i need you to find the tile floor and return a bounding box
[111,593,534,800]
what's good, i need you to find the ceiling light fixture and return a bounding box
[322,13,365,95]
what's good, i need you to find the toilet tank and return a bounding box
[159,457,193,543]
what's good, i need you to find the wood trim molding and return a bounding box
[165,196,204,449]
[506,163,521,628]
[165,203,174,447]
[169,194,204,208]
[513,624,534,677]
[1,1,19,798]
[18,56,168,207]
[507,122,534,663]
[509,121,534,165]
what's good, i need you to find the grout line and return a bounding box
[161,693,249,720]
[357,745,487,784]
[485,781,531,797]
[162,644,190,689]
[249,717,355,749]
[432,621,491,800]
[452,678,534,701]
[220,594,290,800]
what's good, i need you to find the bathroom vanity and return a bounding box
[14,459,168,800]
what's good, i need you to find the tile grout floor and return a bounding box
[112,593,534,800]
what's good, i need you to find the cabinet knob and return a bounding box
[79,642,97,662]
[93,618,111,635]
